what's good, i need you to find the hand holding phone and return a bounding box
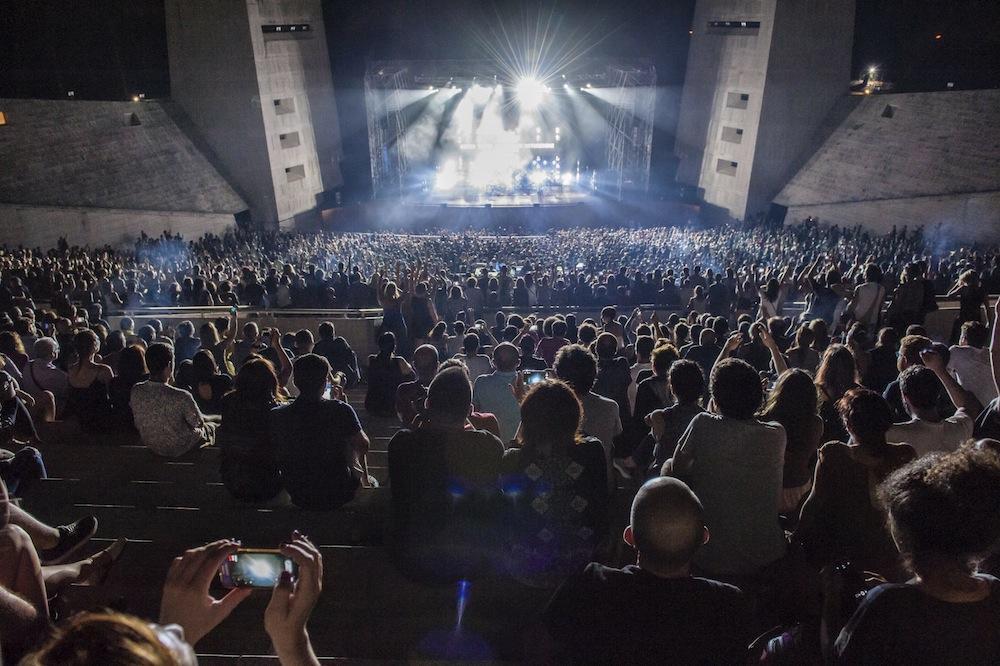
[159,540,253,645]
[523,369,547,386]
[219,549,298,589]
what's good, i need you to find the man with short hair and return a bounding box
[312,321,338,365]
[131,343,218,457]
[544,477,751,663]
[395,344,439,427]
[554,344,622,467]
[948,320,996,407]
[664,358,786,577]
[473,342,522,443]
[231,321,262,369]
[19,338,67,418]
[518,336,547,371]
[683,329,721,386]
[886,365,974,456]
[536,319,569,367]
[883,334,935,421]
[455,332,493,381]
[270,353,373,510]
[388,366,505,583]
[293,329,314,356]
[628,335,655,417]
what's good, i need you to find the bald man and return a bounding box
[543,478,751,664]
[472,342,522,443]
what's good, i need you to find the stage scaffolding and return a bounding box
[364,59,655,200]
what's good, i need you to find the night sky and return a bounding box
[2,0,998,195]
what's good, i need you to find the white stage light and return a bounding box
[561,173,573,186]
[434,160,458,191]
[530,171,547,187]
[470,84,492,105]
[516,78,546,109]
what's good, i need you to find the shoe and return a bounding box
[39,515,98,565]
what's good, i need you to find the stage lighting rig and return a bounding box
[516,78,547,109]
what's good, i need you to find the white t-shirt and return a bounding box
[948,345,997,407]
[580,391,623,461]
[852,282,886,328]
[886,409,975,457]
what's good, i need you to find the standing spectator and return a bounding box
[543,477,751,664]
[816,345,861,444]
[847,264,887,331]
[628,335,655,417]
[388,367,504,583]
[501,380,608,587]
[270,354,373,509]
[863,327,900,394]
[946,269,989,344]
[628,359,705,477]
[231,322,262,370]
[664,358,786,578]
[190,350,234,417]
[473,343,522,444]
[131,343,218,457]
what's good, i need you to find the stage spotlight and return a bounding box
[563,83,570,90]
[530,171,547,187]
[470,83,492,104]
[516,78,546,109]
[586,83,593,88]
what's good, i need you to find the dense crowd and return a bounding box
[1,221,999,664]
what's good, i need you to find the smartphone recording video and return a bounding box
[219,549,297,589]
[524,370,546,385]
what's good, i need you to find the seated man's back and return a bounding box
[544,477,751,664]
[388,367,504,582]
[270,395,361,509]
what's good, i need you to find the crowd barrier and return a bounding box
[98,296,996,362]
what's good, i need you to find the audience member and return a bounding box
[544,477,751,664]
[388,366,504,582]
[270,354,372,509]
[131,343,218,457]
[473,342,522,443]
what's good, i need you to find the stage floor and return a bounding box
[408,190,592,208]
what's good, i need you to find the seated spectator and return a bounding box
[949,320,996,407]
[65,330,114,434]
[518,335,547,371]
[173,320,201,365]
[0,331,28,373]
[760,369,824,515]
[0,372,44,496]
[199,315,237,375]
[0,478,127,660]
[131,343,218,458]
[473,342,522,444]
[454,332,493,381]
[592,333,631,425]
[501,380,608,587]
[218,357,283,503]
[543,477,751,664]
[364,332,414,417]
[833,445,1000,663]
[311,321,338,365]
[388,366,504,583]
[294,329,314,356]
[190,350,233,416]
[395,344,439,427]
[271,354,372,510]
[19,337,67,422]
[629,359,705,477]
[886,364,974,456]
[664,358,786,578]
[536,318,570,367]
[795,389,915,581]
[107,345,148,431]
[553,344,622,471]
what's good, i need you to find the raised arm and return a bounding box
[269,328,293,388]
[755,321,788,375]
[920,348,982,415]
[989,297,1000,399]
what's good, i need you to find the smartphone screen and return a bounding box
[524,370,546,385]
[219,549,297,588]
